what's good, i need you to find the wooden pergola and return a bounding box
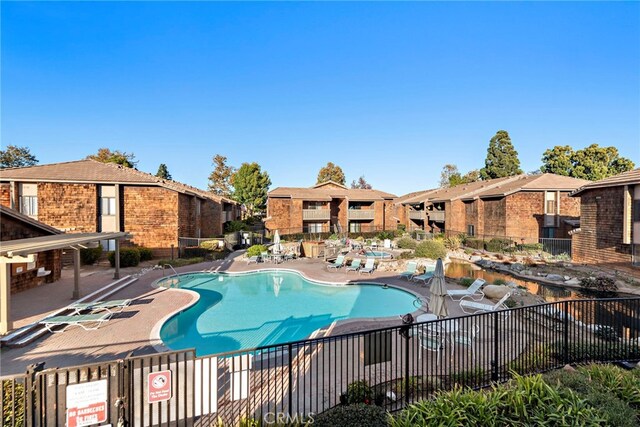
[0,232,131,334]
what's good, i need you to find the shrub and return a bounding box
[397,224,406,231]
[344,380,374,404]
[492,278,507,286]
[157,257,204,267]
[549,340,640,364]
[246,244,267,257]
[80,246,103,265]
[377,231,395,240]
[450,368,488,388]
[2,380,25,427]
[315,404,389,427]
[414,240,447,260]
[396,237,417,250]
[443,236,461,251]
[580,276,618,293]
[224,220,248,232]
[107,248,140,267]
[137,247,154,261]
[520,243,543,252]
[464,238,485,250]
[485,238,513,253]
[328,234,340,240]
[459,277,475,287]
[199,240,222,250]
[398,251,415,259]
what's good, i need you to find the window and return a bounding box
[467,224,475,236]
[101,197,116,216]
[306,201,324,210]
[304,223,324,233]
[100,239,116,251]
[20,196,38,217]
[545,192,557,214]
[633,200,640,222]
[543,227,555,238]
[350,222,361,233]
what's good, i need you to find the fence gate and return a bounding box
[29,349,196,427]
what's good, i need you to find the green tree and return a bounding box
[540,144,635,180]
[155,163,172,180]
[350,176,372,189]
[208,154,235,197]
[540,145,574,176]
[231,162,271,217]
[439,164,480,188]
[0,145,38,169]
[480,130,523,180]
[316,162,346,185]
[87,148,137,168]
[461,169,481,183]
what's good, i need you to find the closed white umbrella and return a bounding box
[273,275,282,297]
[273,230,281,254]
[429,258,449,319]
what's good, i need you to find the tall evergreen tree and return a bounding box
[480,130,523,180]
[155,164,172,180]
[231,162,271,217]
[208,154,235,197]
[350,176,372,189]
[316,162,346,185]
[0,145,38,169]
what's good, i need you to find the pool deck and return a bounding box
[1,251,471,377]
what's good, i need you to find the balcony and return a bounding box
[348,210,375,220]
[543,214,557,227]
[223,211,235,222]
[303,209,331,220]
[409,210,425,220]
[428,210,445,222]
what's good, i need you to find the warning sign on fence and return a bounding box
[148,370,172,403]
[66,380,108,427]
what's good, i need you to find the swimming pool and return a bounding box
[158,271,416,355]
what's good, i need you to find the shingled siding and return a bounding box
[124,186,179,256]
[201,198,223,237]
[505,192,542,242]
[573,187,632,265]
[0,183,10,207]
[558,192,581,237]
[266,198,293,232]
[38,183,98,232]
[0,214,61,292]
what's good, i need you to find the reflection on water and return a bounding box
[445,260,578,302]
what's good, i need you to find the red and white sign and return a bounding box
[66,401,107,427]
[66,380,108,427]
[148,370,172,403]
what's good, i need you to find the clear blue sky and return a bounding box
[2,2,639,196]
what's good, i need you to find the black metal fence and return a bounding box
[3,298,639,426]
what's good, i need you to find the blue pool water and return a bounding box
[159,271,416,355]
[364,251,393,259]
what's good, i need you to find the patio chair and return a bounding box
[327,255,345,271]
[399,261,418,280]
[345,258,362,273]
[459,292,512,315]
[69,299,131,315]
[358,258,376,275]
[411,270,434,285]
[246,255,260,265]
[260,251,271,263]
[417,327,444,366]
[39,312,112,333]
[447,279,486,301]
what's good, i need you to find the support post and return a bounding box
[72,248,81,299]
[0,262,12,334]
[114,239,121,279]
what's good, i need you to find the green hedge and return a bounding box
[485,238,514,253]
[396,237,417,250]
[414,240,447,260]
[107,248,140,268]
[246,244,267,257]
[137,247,154,261]
[464,238,485,250]
[2,380,25,427]
[80,246,103,265]
[315,404,389,427]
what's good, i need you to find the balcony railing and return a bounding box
[303,209,331,220]
[348,209,375,220]
[428,210,445,222]
[409,210,425,220]
[544,214,557,227]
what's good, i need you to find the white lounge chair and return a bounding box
[345,258,362,273]
[447,279,486,301]
[459,292,512,315]
[327,255,345,270]
[359,258,376,274]
[40,312,112,333]
[69,299,131,315]
[37,267,51,277]
[399,262,418,280]
[246,255,259,265]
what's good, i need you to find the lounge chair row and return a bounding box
[398,261,437,285]
[39,299,131,333]
[327,256,376,274]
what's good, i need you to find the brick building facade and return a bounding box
[396,174,588,242]
[0,160,239,257]
[0,205,62,293]
[571,169,640,268]
[265,181,396,235]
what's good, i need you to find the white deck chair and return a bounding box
[459,292,512,315]
[40,312,112,333]
[447,279,486,301]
